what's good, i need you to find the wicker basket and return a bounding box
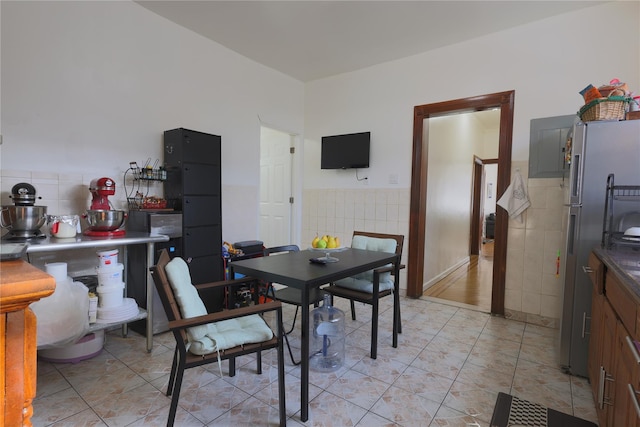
[579,96,628,122]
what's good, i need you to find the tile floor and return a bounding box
[33,296,599,426]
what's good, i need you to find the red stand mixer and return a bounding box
[84,177,126,237]
[89,177,115,210]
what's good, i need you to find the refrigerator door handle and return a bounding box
[571,152,582,204]
[567,210,578,256]
[581,311,591,338]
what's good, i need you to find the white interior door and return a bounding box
[259,126,293,247]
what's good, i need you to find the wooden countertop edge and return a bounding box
[1,260,56,313]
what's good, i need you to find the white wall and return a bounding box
[423,113,485,286]
[304,2,639,184]
[303,1,639,320]
[2,1,639,321]
[0,0,304,243]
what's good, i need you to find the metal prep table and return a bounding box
[24,231,169,352]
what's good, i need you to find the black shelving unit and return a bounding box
[164,128,224,311]
[602,173,640,249]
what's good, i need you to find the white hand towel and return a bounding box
[497,170,530,223]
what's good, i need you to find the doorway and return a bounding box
[259,126,295,247]
[423,153,498,311]
[407,91,514,316]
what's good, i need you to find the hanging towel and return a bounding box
[497,169,530,223]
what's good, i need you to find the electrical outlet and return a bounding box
[389,174,398,184]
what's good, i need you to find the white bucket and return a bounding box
[96,263,124,286]
[45,262,68,283]
[97,283,124,308]
[97,248,119,267]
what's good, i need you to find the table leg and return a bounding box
[121,245,129,338]
[300,286,310,422]
[146,242,155,352]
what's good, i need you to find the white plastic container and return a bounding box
[97,282,124,308]
[45,262,69,283]
[97,248,119,267]
[47,214,79,238]
[88,293,98,323]
[96,263,123,286]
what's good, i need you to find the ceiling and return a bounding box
[136,0,603,82]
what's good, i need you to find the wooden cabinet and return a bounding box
[588,250,640,427]
[588,252,606,399]
[614,321,640,427]
[1,260,55,427]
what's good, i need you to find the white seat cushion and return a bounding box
[165,257,273,356]
[334,235,396,293]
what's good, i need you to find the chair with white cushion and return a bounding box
[323,231,404,359]
[151,249,286,427]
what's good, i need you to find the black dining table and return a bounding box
[229,247,400,422]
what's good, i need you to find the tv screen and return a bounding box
[321,131,370,169]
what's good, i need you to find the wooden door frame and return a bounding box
[471,157,499,255]
[470,156,484,256]
[407,91,514,315]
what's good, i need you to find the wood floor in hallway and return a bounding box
[422,241,494,311]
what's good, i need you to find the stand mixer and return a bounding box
[84,177,126,237]
[1,183,47,240]
[89,177,115,210]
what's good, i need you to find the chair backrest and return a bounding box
[352,231,404,258]
[152,249,189,344]
[263,245,300,256]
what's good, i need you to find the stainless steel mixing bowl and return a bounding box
[0,205,47,232]
[84,210,126,231]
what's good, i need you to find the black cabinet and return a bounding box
[164,128,224,310]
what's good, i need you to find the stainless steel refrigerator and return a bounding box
[559,119,640,377]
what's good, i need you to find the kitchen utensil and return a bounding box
[618,211,640,233]
[1,205,47,234]
[84,209,126,231]
[624,227,640,237]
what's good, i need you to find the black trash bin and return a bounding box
[485,213,495,240]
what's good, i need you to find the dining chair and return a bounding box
[323,231,405,359]
[264,244,326,365]
[151,249,286,427]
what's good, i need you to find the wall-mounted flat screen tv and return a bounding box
[321,131,370,169]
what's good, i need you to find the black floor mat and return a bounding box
[490,392,597,427]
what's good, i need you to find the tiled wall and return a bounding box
[301,167,566,328]
[503,161,565,328]
[5,167,564,326]
[1,169,133,215]
[1,169,151,275]
[302,188,411,293]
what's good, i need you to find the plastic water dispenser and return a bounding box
[310,293,345,372]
